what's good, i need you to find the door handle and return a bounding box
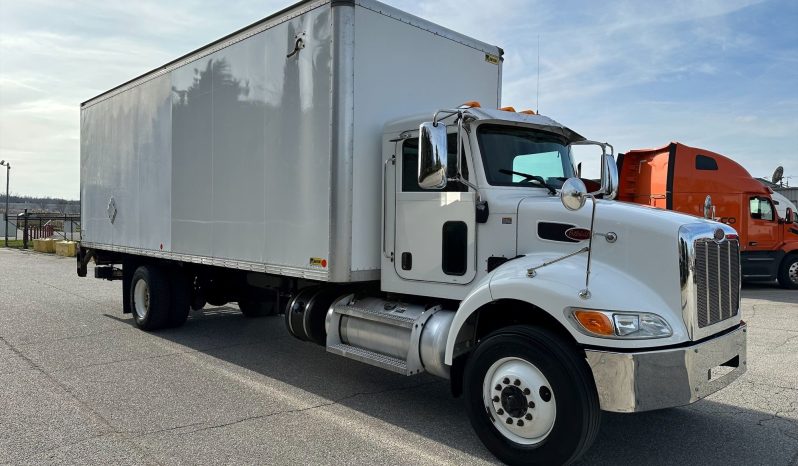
[401,252,412,270]
[749,241,758,246]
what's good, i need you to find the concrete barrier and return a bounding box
[55,241,77,257]
[33,238,55,253]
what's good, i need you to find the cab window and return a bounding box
[750,197,775,221]
[401,135,469,192]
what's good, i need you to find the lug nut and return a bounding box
[493,396,500,403]
[495,384,502,391]
[528,401,535,408]
[525,413,533,420]
[506,418,513,424]
[517,420,524,427]
[513,379,521,386]
[523,388,531,395]
[503,378,510,385]
[497,408,504,415]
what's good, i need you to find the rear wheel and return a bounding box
[131,265,171,331]
[777,254,798,289]
[463,325,600,465]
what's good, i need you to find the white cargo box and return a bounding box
[81,0,501,282]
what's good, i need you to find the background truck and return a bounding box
[78,1,748,464]
[618,142,798,289]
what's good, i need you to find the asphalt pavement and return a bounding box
[1,248,796,465]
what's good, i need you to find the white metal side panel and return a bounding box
[81,103,112,245]
[81,74,171,249]
[136,76,172,251]
[349,5,501,272]
[170,5,332,270]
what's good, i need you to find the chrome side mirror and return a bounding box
[418,122,447,190]
[560,177,588,211]
[786,207,795,224]
[601,154,618,200]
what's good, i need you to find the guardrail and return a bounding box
[12,210,80,249]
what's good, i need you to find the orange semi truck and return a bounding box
[618,142,798,289]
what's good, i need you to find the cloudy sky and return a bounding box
[1,0,796,199]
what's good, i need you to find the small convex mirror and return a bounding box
[418,122,448,190]
[561,177,588,211]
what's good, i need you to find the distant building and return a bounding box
[757,178,798,215]
[776,187,798,206]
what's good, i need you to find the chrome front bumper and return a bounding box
[585,323,747,413]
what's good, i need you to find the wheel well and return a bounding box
[449,299,580,397]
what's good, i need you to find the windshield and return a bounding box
[477,124,575,188]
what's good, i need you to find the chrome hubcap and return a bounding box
[133,279,150,319]
[789,261,798,284]
[483,357,556,445]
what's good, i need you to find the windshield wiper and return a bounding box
[498,169,557,195]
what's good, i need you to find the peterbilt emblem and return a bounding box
[713,228,725,242]
[565,227,591,241]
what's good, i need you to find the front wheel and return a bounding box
[463,326,600,465]
[777,254,798,289]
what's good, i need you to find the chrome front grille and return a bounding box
[694,238,740,328]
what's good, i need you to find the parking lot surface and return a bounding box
[1,248,797,465]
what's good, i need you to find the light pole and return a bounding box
[0,160,9,247]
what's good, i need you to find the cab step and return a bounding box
[327,343,408,374]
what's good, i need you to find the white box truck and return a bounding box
[78,1,747,463]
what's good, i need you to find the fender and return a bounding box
[781,240,798,255]
[444,252,690,365]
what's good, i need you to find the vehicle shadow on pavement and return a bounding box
[106,310,797,465]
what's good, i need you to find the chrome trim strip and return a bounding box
[81,242,330,281]
[586,323,747,412]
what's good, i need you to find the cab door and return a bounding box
[393,134,476,284]
[747,196,780,250]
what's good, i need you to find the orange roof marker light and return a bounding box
[499,106,516,112]
[519,109,536,115]
[459,101,481,108]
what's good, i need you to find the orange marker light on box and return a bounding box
[499,106,516,112]
[519,109,536,115]
[573,309,614,336]
[460,101,481,108]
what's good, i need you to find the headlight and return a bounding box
[568,308,673,339]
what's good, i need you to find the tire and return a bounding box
[238,299,277,318]
[130,265,171,331]
[167,268,191,328]
[463,325,600,465]
[777,254,798,289]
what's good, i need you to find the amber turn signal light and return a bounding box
[573,310,614,336]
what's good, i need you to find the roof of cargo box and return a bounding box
[81,0,502,108]
[384,108,585,143]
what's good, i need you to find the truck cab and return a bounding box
[619,142,798,288]
[323,104,746,463]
